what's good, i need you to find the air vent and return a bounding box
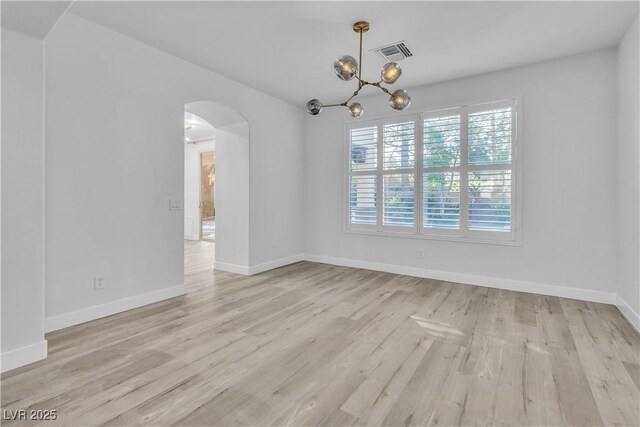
[370,41,413,62]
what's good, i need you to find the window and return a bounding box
[346,99,519,244]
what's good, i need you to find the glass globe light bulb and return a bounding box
[381,62,402,84]
[348,102,363,118]
[389,89,411,111]
[334,55,358,81]
[306,99,323,115]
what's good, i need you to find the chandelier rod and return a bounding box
[358,28,363,85]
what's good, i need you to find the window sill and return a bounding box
[342,227,522,246]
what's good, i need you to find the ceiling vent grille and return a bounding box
[370,41,413,62]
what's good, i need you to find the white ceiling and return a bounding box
[9,1,640,107]
[68,1,638,107]
[1,1,71,39]
[185,101,247,129]
[184,112,216,143]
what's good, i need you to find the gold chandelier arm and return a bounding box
[323,75,393,110]
[325,87,363,109]
[358,29,363,82]
[353,80,393,96]
[369,81,392,95]
[322,102,349,108]
[345,88,362,104]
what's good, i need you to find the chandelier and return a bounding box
[306,21,411,118]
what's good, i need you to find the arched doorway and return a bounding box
[183,101,250,285]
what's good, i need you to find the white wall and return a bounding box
[305,49,619,303]
[616,14,640,328]
[249,105,305,267]
[215,123,250,269]
[43,14,304,328]
[1,29,47,371]
[184,139,215,241]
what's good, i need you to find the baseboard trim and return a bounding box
[303,253,617,305]
[44,284,185,333]
[215,254,305,276]
[617,295,640,332]
[214,261,250,275]
[248,254,305,275]
[1,340,48,373]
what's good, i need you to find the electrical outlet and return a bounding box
[417,249,423,258]
[94,275,105,290]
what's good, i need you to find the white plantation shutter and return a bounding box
[383,174,415,226]
[423,172,460,229]
[348,175,377,225]
[423,115,461,168]
[468,107,512,166]
[383,121,415,169]
[347,118,418,231]
[423,114,462,231]
[468,170,511,230]
[348,126,378,229]
[350,126,378,171]
[346,99,518,243]
[382,121,416,228]
[465,102,515,238]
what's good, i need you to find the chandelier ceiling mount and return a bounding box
[306,21,411,118]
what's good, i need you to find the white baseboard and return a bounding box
[214,261,250,275]
[215,254,304,276]
[248,254,305,275]
[217,253,618,305]
[617,295,640,332]
[1,340,48,373]
[303,253,618,305]
[44,284,185,333]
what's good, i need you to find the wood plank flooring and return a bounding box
[2,240,639,426]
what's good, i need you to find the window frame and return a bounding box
[343,97,522,246]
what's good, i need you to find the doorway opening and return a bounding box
[183,101,250,289]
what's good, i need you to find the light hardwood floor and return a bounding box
[2,240,639,426]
